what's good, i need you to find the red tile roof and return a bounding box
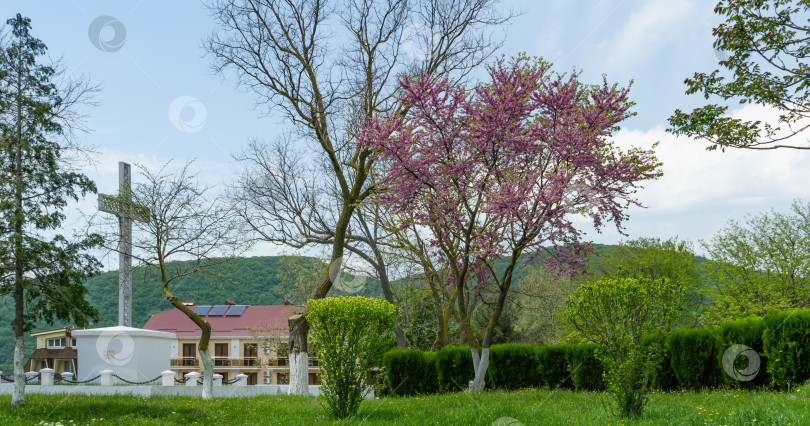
[142,305,303,338]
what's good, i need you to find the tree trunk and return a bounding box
[288,314,309,396]
[470,347,489,391]
[11,68,25,407]
[162,277,214,400]
[372,253,406,348]
[199,348,214,400]
[465,251,520,392]
[11,335,24,406]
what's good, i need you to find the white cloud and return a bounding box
[614,104,810,213]
[575,103,810,248]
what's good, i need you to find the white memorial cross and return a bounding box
[98,162,150,327]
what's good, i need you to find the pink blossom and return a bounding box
[356,55,661,288]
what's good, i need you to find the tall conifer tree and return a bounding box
[0,14,100,406]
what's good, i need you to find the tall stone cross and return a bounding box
[98,162,150,327]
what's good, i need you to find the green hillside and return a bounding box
[0,244,700,373]
[0,255,382,373]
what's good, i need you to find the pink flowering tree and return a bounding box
[357,55,662,390]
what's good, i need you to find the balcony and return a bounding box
[170,357,261,368]
[265,357,318,367]
[170,358,199,367]
[267,357,289,367]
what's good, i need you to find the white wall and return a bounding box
[74,327,175,383]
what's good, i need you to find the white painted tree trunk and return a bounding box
[288,351,309,396]
[12,336,24,406]
[199,348,214,400]
[471,348,480,377]
[470,347,490,391]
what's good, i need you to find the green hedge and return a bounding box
[485,344,540,390]
[649,344,678,391]
[716,316,769,389]
[763,310,810,389]
[536,345,572,390]
[377,309,810,395]
[382,349,438,396]
[566,343,605,392]
[435,345,474,392]
[668,328,721,390]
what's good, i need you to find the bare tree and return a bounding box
[94,162,244,400]
[207,0,512,394]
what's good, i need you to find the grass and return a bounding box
[0,388,808,425]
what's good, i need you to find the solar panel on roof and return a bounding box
[195,306,212,315]
[208,305,228,316]
[225,305,247,316]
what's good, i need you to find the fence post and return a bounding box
[185,372,200,387]
[25,371,39,384]
[235,373,248,386]
[213,373,223,387]
[61,372,74,383]
[100,369,115,386]
[40,368,54,386]
[161,370,175,386]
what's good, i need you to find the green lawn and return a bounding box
[0,388,807,425]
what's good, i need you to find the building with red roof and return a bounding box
[142,302,320,385]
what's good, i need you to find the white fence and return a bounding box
[0,369,353,398]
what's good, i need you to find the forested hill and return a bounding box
[0,246,619,372]
[0,255,383,372]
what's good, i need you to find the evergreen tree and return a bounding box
[0,14,100,406]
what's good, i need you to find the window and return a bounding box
[62,361,74,374]
[182,343,196,357]
[247,372,258,385]
[40,360,47,370]
[70,338,77,347]
[277,373,289,384]
[182,343,196,366]
[244,343,258,358]
[46,337,66,349]
[214,343,228,357]
[309,373,321,385]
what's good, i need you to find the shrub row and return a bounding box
[381,309,810,395]
[763,309,810,389]
[382,342,605,396]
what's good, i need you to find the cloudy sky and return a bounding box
[4,0,809,265]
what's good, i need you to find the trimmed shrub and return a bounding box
[566,343,605,391]
[763,309,810,389]
[307,296,396,418]
[537,345,572,390]
[382,349,438,396]
[485,344,540,390]
[716,316,769,389]
[564,277,686,418]
[435,345,474,392]
[668,328,721,390]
